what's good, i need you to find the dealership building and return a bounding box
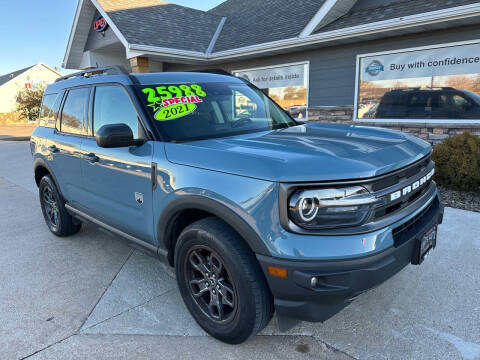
[64,0,480,142]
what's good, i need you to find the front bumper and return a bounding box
[257,195,444,322]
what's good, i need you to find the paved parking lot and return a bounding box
[0,140,479,360]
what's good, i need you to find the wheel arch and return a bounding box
[158,195,270,266]
[33,158,64,199]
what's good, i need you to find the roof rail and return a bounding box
[188,69,234,77]
[55,65,129,82]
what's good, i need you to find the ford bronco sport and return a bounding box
[31,66,444,344]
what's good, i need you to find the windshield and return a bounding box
[135,82,296,141]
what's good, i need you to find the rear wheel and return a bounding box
[39,175,81,237]
[175,217,273,344]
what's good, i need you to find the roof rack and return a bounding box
[55,65,129,82]
[188,69,234,77]
[390,86,456,92]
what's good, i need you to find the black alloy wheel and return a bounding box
[185,245,237,323]
[42,185,60,229]
[39,175,82,237]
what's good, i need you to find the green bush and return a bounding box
[432,132,480,192]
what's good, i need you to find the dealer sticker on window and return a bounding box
[141,84,207,121]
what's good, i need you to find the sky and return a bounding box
[0,0,224,76]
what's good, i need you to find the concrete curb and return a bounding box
[0,136,31,141]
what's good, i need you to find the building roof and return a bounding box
[0,66,34,87]
[316,0,480,33]
[97,0,223,52]
[64,0,480,67]
[208,0,326,52]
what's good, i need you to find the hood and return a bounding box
[165,123,432,182]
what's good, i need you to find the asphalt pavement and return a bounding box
[0,140,479,360]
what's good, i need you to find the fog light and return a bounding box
[310,277,318,288]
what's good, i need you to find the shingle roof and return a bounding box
[90,0,480,56]
[315,0,480,33]
[208,0,326,52]
[0,66,34,87]
[97,0,223,52]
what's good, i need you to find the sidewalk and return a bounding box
[0,124,36,140]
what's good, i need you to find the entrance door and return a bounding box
[80,85,155,243]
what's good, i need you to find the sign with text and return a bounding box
[235,64,306,89]
[93,16,108,32]
[360,42,480,82]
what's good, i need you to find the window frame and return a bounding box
[57,86,91,137]
[354,39,480,125]
[90,83,149,140]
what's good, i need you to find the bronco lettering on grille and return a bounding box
[389,169,434,202]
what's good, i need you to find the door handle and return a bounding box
[83,153,99,163]
[48,145,59,153]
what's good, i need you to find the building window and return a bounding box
[355,41,480,124]
[234,62,309,120]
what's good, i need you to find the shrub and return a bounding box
[432,132,480,192]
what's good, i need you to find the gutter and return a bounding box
[62,0,83,68]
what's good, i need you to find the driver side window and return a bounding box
[93,86,143,139]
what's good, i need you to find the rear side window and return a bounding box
[60,88,89,135]
[39,93,61,128]
[93,85,142,139]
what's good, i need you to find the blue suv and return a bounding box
[31,66,443,344]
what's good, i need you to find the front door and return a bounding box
[80,85,155,243]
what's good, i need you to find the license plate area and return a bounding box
[412,225,437,265]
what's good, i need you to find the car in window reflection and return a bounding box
[374,87,480,120]
[287,105,307,120]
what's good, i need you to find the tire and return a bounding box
[175,217,274,344]
[39,175,81,237]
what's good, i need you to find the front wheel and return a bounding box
[175,217,273,344]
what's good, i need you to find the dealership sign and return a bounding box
[93,16,108,32]
[234,64,307,89]
[360,42,480,82]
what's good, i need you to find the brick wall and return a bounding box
[308,106,480,145]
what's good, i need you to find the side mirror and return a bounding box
[96,123,145,148]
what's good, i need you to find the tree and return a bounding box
[283,86,307,100]
[16,87,44,122]
[270,94,280,102]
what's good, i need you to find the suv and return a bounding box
[31,67,443,344]
[374,87,480,119]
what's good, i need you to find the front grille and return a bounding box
[373,179,433,220]
[369,155,431,192]
[361,154,435,222]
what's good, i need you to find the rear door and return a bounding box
[46,87,90,204]
[80,84,155,243]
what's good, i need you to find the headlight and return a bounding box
[288,186,378,230]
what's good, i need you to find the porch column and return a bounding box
[129,56,149,73]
